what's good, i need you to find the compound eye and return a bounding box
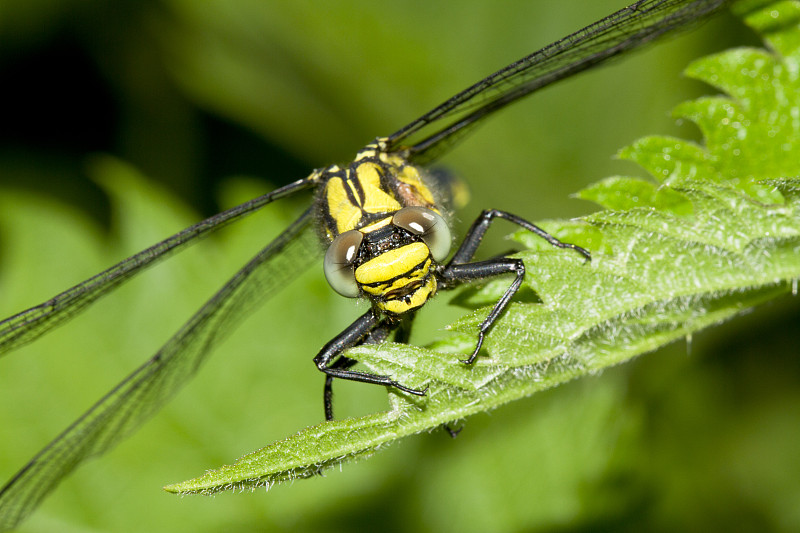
[392,206,451,262]
[323,230,363,298]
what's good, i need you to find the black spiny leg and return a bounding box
[441,209,591,365]
[316,310,427,420]
[322,356,358,422]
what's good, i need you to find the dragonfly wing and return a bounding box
[384,0,730,163]
[0,207,319,531]
[0,177,315,358]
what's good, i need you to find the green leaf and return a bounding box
[166,0,800,496]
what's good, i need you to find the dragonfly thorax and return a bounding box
[315,141,442,242]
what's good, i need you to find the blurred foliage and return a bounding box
[0,1,798,532]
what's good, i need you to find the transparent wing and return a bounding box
[0,176,315,358]
[384,0,730,163]
[0,208,319,530]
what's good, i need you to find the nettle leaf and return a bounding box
[166,1,800,495]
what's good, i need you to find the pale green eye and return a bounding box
[392,207,451,262]
[323,230,363,298]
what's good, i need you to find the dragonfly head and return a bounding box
[323,206,451,315]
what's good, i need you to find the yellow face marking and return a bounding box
[380,277,437,315]
[355,242,429,285]
[360,257,431,296]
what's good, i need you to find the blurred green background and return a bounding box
[1,1,799,531]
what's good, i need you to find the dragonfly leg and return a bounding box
[316,310,426,420]
[441,209,591,364]
[447,209,591,266]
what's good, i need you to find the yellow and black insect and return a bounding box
[0,0,729,529]
[309,139,590,420]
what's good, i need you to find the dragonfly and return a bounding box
[0,0,730,529]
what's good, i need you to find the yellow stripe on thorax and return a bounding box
[325,177,362,234]
[325,162,403,234]
[358,216,392,234]
[356,162,402,214]
[396,164,436,206]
